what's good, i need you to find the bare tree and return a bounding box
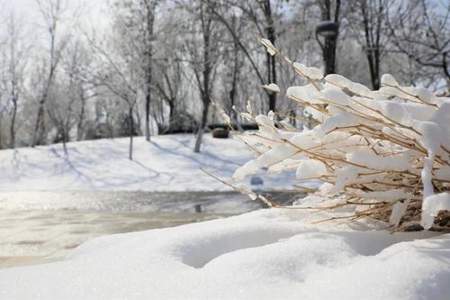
[150,9,189,133]
[142,0,157,141]
[388,0,450,84]
[64,40,95,141]
[31,0,70,146]
[224,14,243,126]
[87,30,140,160]
[184,0,221,153]
[0,13,28,148]
[113,0,159,141]
[207,0,282,112]
[43,39,94,154]
[349,0,390,90]
[153,57,184,132]
[260,0,277,111]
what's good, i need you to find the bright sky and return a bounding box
[3,0,110,31]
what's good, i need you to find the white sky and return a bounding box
[3,0,110,32]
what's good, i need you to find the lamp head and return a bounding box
[315,21,339,38]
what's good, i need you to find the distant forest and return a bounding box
[0,0,448,151]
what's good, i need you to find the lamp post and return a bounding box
[315,21,339,75]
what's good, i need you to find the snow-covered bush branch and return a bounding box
[234,39,450,230]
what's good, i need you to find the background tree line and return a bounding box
[0,0,448,157]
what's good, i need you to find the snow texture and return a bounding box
[0,134,296,192]
[262,83,280,93]
[293,62,323,80]
[0,207,448,300]
[238,69,450,229]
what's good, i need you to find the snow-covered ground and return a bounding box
[2,134,449,299]
[0,134,297,192]
[0,206,448,300]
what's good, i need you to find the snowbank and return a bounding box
[0,134,296,192]
[0,207,448,300]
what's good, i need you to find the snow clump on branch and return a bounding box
[234,39,450,230]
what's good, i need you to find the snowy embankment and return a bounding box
[0,134,295,192]
[0,206,449,300]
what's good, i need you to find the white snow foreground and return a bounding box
[0,134,294,192]
[0,206,449,300]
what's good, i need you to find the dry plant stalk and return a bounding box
[233,39,450,231]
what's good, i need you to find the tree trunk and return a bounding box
[361,0,381,90]
[229,19,240,130]
[168,99,175,131]
[10,96,17,149]
[77,96,86,141]
[144,0,156,142]
[32,100,46,147]
[145,90,151,141]
[264,0,277,112]
[129,106,134,160]
[32,65,55,147]
[193,1,213,153]
[194,101,210,153]
[62,126,68,156]
[367,51,380,90]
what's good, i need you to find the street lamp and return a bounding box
[315,21,339,75]
[315,21,339,39]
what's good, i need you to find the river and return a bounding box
[0,191,299,268]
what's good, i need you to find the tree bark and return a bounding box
[31,4,60,147]
[129,106,134,160]
[77,96,86,141]
[361,0,382,90]
[62,126,68,155]
[144,0,156,142]
[32,100,47,147]
[264,0,277,112]
[194,100,210,153]
[9,95,17,148]
[145,88,151,141]
[193,1,213,153]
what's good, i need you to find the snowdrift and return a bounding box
[0,134,295,192]
[0,207,448,300]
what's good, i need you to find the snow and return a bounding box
[325,74,372,97]
[346,149,411,172]
[0,206,448,300]
[262,83,280,93]
[293,62,323,80]
[238,69,450,229]
[260,38,277,56]
[321,86,352,106]
[380,73,400,87]
[389,200,411,226]
[422,193,450,229]
[0,134,296,192]
[295,159,327,180]
[287,84,322,104]
[321,111,360,132]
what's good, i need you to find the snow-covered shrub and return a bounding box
[234,39,450,230]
